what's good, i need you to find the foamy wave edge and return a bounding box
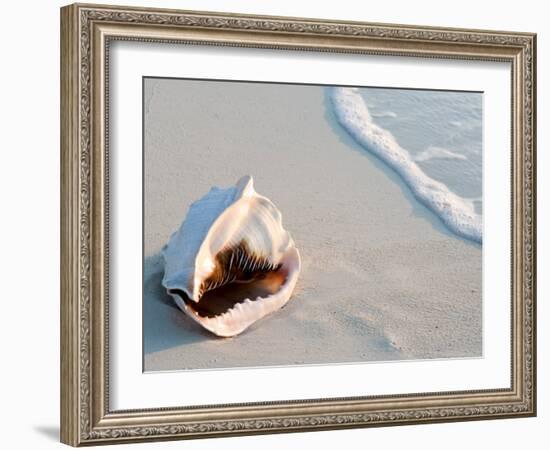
[329,87,482,244]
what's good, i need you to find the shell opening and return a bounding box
[171,240,285,318]
[170,269,288,318]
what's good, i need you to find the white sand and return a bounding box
[143,79,482,371]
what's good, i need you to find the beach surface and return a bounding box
[143,79,482,371]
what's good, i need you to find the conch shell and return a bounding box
[162,176,301,337]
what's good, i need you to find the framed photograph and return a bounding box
[60,3,537,446]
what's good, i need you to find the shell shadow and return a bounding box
[143,253,214,355]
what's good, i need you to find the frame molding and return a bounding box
[60,3,536,446]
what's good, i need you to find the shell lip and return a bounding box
[167,246,301,337]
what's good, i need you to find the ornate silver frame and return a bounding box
[60,3,536,446]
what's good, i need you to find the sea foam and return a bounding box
[414,146,468,162]
[329,87,482,244]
